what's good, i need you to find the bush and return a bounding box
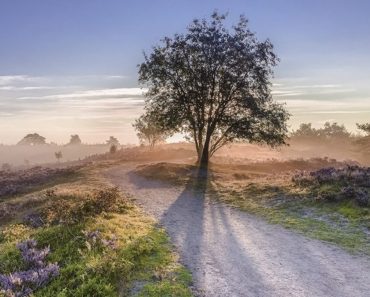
[293,165,370,206]
[42,187,123,225]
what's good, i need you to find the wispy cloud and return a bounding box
[17,87,146,101]
[1,74,369,144]
[272,82,356,98]
[0,86,56,91]
[0,75,36,86]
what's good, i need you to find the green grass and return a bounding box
[0,167,193,297]
[215,182,370,255]
[135,163,370,255]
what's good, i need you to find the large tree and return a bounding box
[138,12,289,167]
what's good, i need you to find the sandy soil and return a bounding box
[105,163,370,297]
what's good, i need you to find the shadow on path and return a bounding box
[106,163,370,297]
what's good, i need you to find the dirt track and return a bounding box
[105,164,370,297]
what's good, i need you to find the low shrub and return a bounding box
[293,165,370,207]
[42,187,124,225]
[0,166,80,197]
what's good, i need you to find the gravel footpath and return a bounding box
[105,164,370,297]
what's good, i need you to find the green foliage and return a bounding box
[316,183,342,201]
[42,187,124,225]
[133,113,171,148]
[0,186,193,296]
[0,242,24,274]
[137,281,192,297]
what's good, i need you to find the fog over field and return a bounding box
[0,144,116,166]
[1,2,370,297]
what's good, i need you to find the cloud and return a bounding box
[16,87,146,101]
[0,75,36,86]
[0,86,56,91]
[309,111,370,114]
[272,83,356,98]
[0,74,128,90]
[271,90,304,97]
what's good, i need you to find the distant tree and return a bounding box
[320,122,350,140]
[291,123,319,139]
[109,144,117,154]
[106,136,120,147]
[55,151,63,162]
[133,113,170,148]
[68,135,82,145]
[138,12,289,166]
[291,122,350,141]
[357,123,370,136]
[355,123,370,155]
[17,133,46,145]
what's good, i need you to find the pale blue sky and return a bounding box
[0,0,369,144]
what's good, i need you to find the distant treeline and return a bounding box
[290,122,370,155]
[291,122,369,140]
[5,133,122,147]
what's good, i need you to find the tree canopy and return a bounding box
[133,112,170,148]
[355,123,370,155]
[138,12,289,166]
[357,123,370,136]
[17,133,46,146]
[291,122,351,141]
[68,135,82,145]
[106,136,120,146]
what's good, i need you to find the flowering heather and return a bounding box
[84,230,118,250]
[22,214,44,228]
[16,239,50,268]
[0,166,80,197]
[293,165,370,186]
[292,165,370,206]
[0,239,59,297]
[101,235,118,250]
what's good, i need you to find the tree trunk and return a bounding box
[199,137,210,168]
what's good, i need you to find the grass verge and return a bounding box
[0,164,193,297]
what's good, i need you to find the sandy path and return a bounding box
[105,164,370,297]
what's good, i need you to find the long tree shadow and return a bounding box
[204,182,355,297]
[153,165,276,296]
[118,163,369,296]
[157,166,209,265]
